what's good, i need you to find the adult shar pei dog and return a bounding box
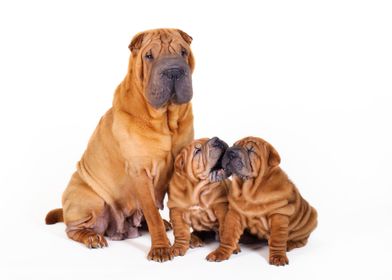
[207,137,317,265]
[45,28,195,262]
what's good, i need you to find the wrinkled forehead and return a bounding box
[142,31,188,52]
[192,138,209,147]
[235,138,264,150]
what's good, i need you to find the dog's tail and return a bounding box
[45,208,64,224]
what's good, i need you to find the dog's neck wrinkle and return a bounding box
[199,181,228,209]
[191,179,225,209]
[185,160,199,183]
[169,171,228,212]
[232,167,286,204]
[229,173,289,217]
[242,165,273,203]
[234,162,271,201]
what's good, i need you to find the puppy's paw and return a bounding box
[189,234,204,248]
[209,169,228,182]
[287,239,307,251]
[170,243,189,257]
[206,248,231,262]
[147,246,173,262]
[84,233,108,249]
[269,254,289,266]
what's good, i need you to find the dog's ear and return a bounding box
[267,143,281,167]
[129,32,145,53]
[177,29,193,45]
[176,29,195,71]
[174,149,187,173]
[187,50,195,73]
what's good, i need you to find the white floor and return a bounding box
[1,191,391,280]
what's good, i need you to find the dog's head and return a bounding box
[128,28,194,108]
[222,137,281,180]
[174,137,229,181]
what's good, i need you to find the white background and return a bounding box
[1,0,391,279]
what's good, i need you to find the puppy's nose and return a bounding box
[210,137,219,145]
[210,137,228,149]
[162,67,185,80]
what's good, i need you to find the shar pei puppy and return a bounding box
[45,28,195,262]
[167,137,233,257]
[207,137,317,266]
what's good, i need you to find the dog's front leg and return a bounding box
[131,171,172,262]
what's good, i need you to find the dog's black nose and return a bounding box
[162,67,185,80]
[210,137,228,149]
[210,137,219,145]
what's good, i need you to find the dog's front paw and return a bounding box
[269,254,289,266]
[206,248,231,262]
[170,243,189,257]
[147,246,173,262]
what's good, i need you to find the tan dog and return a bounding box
[206,137,317,265]
[168,137,231,257]
[45,28,195,262]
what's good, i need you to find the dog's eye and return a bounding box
[145,52,154,60]
[194,143,202,155]
[181,49,188,57]
[194,147,201,155]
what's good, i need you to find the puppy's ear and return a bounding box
[174,149,187,173]
[177,29,193,45]
[128,32,145,53]
[267,144,281,167]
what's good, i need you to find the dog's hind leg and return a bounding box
[62,172,109,248]
[287,237,309,251]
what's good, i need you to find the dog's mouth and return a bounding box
[234,172,251,181]
[210,152,224,172]
[207,152,228,182]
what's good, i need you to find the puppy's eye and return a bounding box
[194,143,202,155]
[181,49,188,57]
[145,52,154,60]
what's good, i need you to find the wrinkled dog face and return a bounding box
[175,137,228,181]
[191,137,229,179]
[222,137,281,180]
[129,29,194,108]
[221,143,256,180]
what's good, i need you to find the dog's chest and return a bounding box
[182,206,218,232]
[229,193,271,238]
[246,215,270,238]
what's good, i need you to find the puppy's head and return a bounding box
[128,28,194,108]
[221,137,281,180]
[174,137,229,181]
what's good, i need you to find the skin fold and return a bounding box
[206,137,318,266]
[45,29,196,262]
[168,138,237,257]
